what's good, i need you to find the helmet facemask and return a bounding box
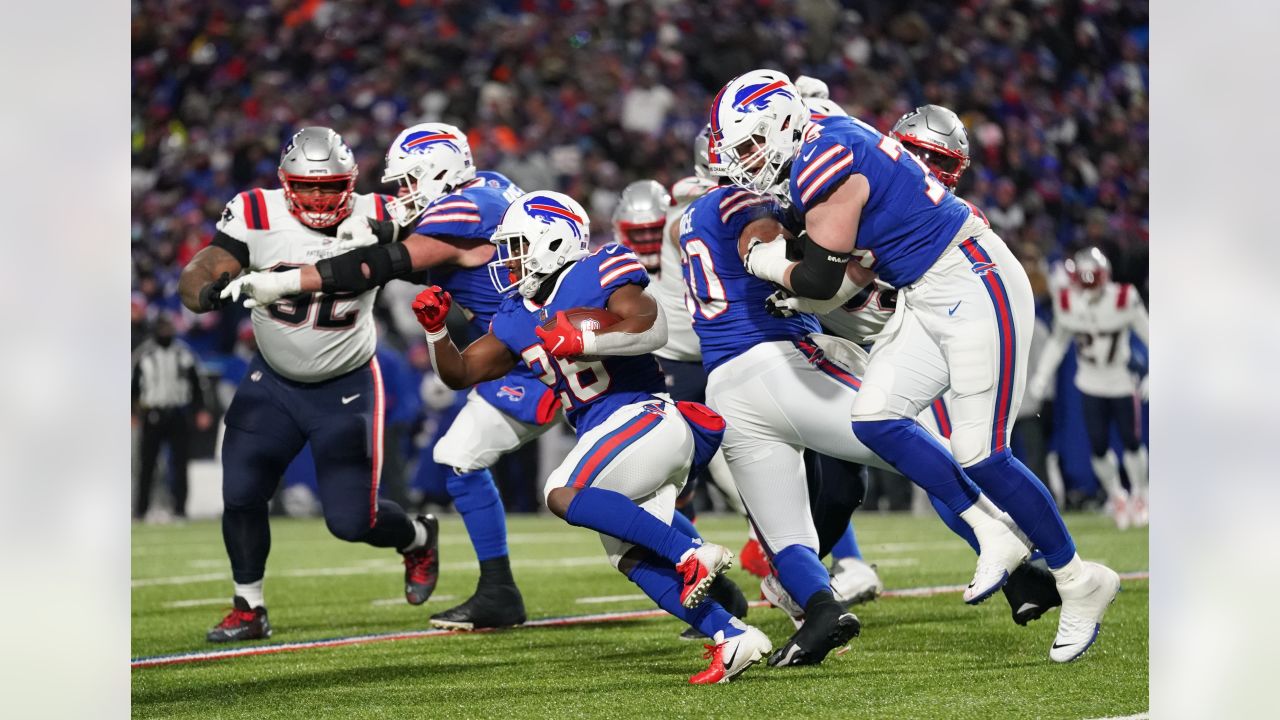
[715,126,795,200]
[279,172,357,228]
[614,220,665,272]
[382,123,476,225]
[488,192,591,299]
[897,137,969,188]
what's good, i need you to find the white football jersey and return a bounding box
[1031,281,1149,398]
[817,282,898,345]
[652,176,717,363]
[215,189,390,383]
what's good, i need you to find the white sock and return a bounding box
[1122,447,1148,498]
[400,517,429,553]
[1090,453,1127,502]
[235,580,265,609]
[1049,553,1085,585]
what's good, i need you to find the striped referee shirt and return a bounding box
[131,339,204,410]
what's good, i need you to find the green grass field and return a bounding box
[132,512,1148,719]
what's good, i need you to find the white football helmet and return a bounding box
[708,70,807,198]
[489,191,591,298]
[793,74,830,100]
[382,123,476,225]
[803,97,848,120]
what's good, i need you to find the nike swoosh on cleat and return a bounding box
[724,645,740,669]
[1017,602,1040,614]
[1051,642,1075,649]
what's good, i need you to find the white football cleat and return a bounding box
[829,557,884,606]
[760,574,805,629]
[1110,493,1132,531]
[677,543,734,609]
[1050,561,1121,663]
[688,619,773,684]
[964,524,1031,604]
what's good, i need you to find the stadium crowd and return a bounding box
[131,0,1149,516]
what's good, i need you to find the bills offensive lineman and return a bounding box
[1029,247,1150,528]
[713,69,1119,662]
[412,190,773,684]
[178,127,439,642]
[226,123,559,630]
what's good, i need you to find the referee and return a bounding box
[131,314,211,520]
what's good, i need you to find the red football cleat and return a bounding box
[402,514,440,605]
[688,622,772,685]
[739,537,771,578]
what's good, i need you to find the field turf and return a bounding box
[132,512,1148,719]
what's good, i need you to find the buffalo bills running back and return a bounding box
[413,190,772,684]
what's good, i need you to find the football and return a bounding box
[543,307,621,333]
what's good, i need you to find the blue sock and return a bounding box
[447,469,508,561]
[626,554,738,638]
[565,487,698,565]
[965,450,1075,568]
[669,509,702,541]
[831,523,861,560]
[772,544,830,607]
[852,419,981,514]
[929,494,980,554]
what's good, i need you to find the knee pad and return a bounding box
[850,383,891,420]
[949,426,991,467]
[447,469,501,513]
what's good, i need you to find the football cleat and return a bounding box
[738,537,771,578]
[402,514,440,605]
[679,574,750,640]
[206,596,271,643]
[1111,493,1132,531]
[1129,493,1149,528]
[964,523,1031,604]
[1000,561,1062,626]
[829,557,884,606]
[760,573,805,629]
[677,544,734,609]
[689,620,772,684]
[1050,561,1121,662]
[429,583,526,631]
[768,599,860,667]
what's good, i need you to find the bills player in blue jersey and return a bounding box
[680,173,1029,667]
[711,69,1119,662]
[227,124,560,630]
[412,190,773,684]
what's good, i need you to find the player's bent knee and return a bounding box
[614,544,644,573]
[950,429,992,468]
[850,385,891,420]
[546,486,576,519]
[324,513,373,543]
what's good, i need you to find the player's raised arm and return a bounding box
[737,214,872,313]
[179,244,245,313]
[413,286,516,389]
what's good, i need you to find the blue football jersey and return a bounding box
[489,244,667,435]
[680,186,820,373]
[788,115,971,288]
[413,184,512,332]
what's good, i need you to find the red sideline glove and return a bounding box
[412,286,453,337]
[534,311,585,359]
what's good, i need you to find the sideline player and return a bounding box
[413,190,772,684]
[713,70,1119,662]
[226,123,559,630]
[178,127,439,642]
[679,170,1029,667]
[1029,247,1150,528]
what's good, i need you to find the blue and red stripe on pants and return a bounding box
[957,238,1016,455]
[793,338,862,391]
[566,409,663,489]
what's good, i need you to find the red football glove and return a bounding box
[534,311,585,359]
[412,286,453,336]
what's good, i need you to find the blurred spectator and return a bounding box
[131,314,211,520]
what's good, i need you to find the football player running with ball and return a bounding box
[412,190,772,685]
[179,128,439,642]
[714,69,1120,662]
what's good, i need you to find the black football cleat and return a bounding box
[402,514,439,606]
[679,574,750,640]
[768,593,860,667]
[430,582,526,631]
[206,596,271,643]
[1002,561,1063,626]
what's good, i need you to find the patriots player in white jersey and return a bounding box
[1030,247,1150,528]
[411,190,773,684]
[178,127,439,642]
[226,123,561,631]
[713,69,1120,662]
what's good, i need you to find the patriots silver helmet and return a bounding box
[489,191,591,298]
[1065,246,1111,292]
[382,122,476,225]
[278,127,358,228]
[891,104,971,188]
[612,180,671,273]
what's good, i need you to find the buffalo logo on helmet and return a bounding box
[731,80,795,113]
[523,196,584,239]
[400,130,461,154]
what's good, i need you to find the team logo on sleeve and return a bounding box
[222,206,234,223]
[524,196,584,239]
[401,130,461,154]
[732,81,795,112]
[497,385,526,402]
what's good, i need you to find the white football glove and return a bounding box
[743,235,791,285]
[765,289,812,318]
[332,215,380,254]
[794,75,830,100]
[221,270,303,309]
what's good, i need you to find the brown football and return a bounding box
[544,307,622,333]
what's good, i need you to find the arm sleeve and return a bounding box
[209,231,250,268]
[789,271,865,315]
[583,304,668,357]
[788,233,852,300]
